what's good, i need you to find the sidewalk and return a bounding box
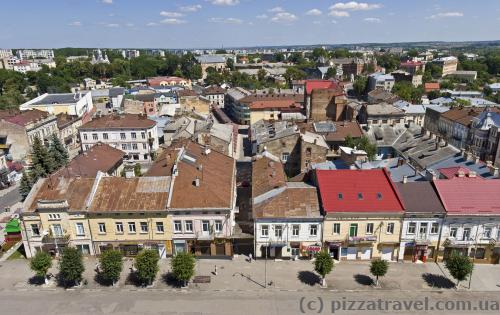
[2,256,500,292]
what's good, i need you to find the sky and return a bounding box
[1,0,500,49]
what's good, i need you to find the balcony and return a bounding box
[347,235,377,244]
[42,234,70,245]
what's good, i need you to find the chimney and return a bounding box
[193,177,200,187]
[204,147,211,155]
[475,156,481,164]
[466,152,474,162]
[468,171,476,178]
[493,166,499,178]
[457,170,465,178]
[402,175,408,184]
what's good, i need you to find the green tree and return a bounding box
[392,81,424,103]
[31,136,56,179]
[98,250,123,286]
[445,251,474,288]
[353,76,368,99]
[325,67,337,79]
[376,54,401,72]
[48,133,69,169]
[226,58,235,71]
[257,69,267,82]
[19,170,33,200]
[135,250,159,286]
[284,67,306,85]
[134,163,142,177]
[314,250,334,287]
[30,251,52,284]
[59,247,85,286]
[370,259,389,286]
[171,252,196,287]
[345,135,377,160]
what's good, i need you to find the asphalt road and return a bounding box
[0,186,21,211]
[0,289,499,315]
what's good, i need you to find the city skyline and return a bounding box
[1,0,500,49]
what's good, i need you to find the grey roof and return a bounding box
[313,121,336,133]
[472,111,500,130]
[31,92,90,105]
[196,55,226,64]
[430,97,454,105]
[396,182,446,214]
[251,120,298,146]
[355,158,425,183]
[428,153,496,179]
[366,103,404,116]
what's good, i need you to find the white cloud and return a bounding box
[147,22,159,26]
[312,21,321,25]
[125,23,134,27]
[329,2,381,11]
[160,11,184,18]
[268,7,284,13]
[160,18,187,25]
[102,0,113,4]
[256,14,268,19]
[180,4,202,12]
[331,20,338,24]
[306,9,322,16]
[208,17,243,24]
[329,10,350,17]
[68,21,82,27]
[364,17,381,23]
[106,23,119,28]
[271,12,298,24]
[428,12,464,19]
[210,0,239,6]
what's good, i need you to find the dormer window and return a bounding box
[357,193,363,200]
[338,193,343,200]
[376,193,383,200]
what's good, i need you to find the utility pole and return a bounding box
[264,240,268,288]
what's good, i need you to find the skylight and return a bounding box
[376,193,383,200]
[357,193,363,200]
[338,193,343,200]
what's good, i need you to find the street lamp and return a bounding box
[42,229,59,257]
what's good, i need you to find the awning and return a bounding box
[5,219,21,234]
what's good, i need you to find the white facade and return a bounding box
[206,93,225,107]
[79,126,159,162]
[398,216,444,261]
[20,92,94,118]
[254,220,323,259]
[17,49,55,60]
[368,73,395,92]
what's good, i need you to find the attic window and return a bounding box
[376,193,383,200]
[357,193,364,200]
[338,193,343,200]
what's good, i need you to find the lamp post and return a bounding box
[468,224,482,290]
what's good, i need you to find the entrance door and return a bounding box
[261,246,271,258]
[330,247,339,260]
[274,246,283,259]
[158,244,167,259]
[381,247,393,261]
[347,247,357,260]
[360,247,372,260]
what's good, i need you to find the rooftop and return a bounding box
[428,153,497,179]
[366,103,405,116]
[252,154,286,198]
[305,79,338,95]
[251,120,298,146]
[30,92,90,105]
[395,182,445,214]
[79,113,156,130]
[316,169,405,214]
[4,109,52,127]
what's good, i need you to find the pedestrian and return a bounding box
[248,253,252,263]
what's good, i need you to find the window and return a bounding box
[309,224,318,236]
[128,222,136,233]
[357,193,363,200]
[281,152,289,162]
[349,224,358,237]
[366,223,374,234]
[338,193,343,200]
[463,228,471,241]
[120,133,126,140]
[174,221,182,233]
[261,225,269,237]
[215,220,223,233]
[85,144,90,150]
[31,224,40,237]
[376,193,383,200]
[483,227,492,238]
[333,223,340,234]
[140,222,148,233]
[116,222,124,233]
[292,225,300,236]
[275,225,283,238]
[185,221,193,233]
[202,220,210,232]
[497,229,500,240]
[430,223,439,234]
[141,132,146,139]
[92,133,98,140]
[143,143,147,150]
[98,223,106,234]
[121,144,127,150]
[75,223,85,236]
[52,224,63,237]
[419,223,428,236]
[132,143,138,150]
[103,133,108,140]
[449,227,457,238]
[407,222,416,234]
[386,223,395,234]
[156,222,164,233]
[83,133,88,140]
[131,132,137,139]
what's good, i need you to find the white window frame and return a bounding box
[215,220,223,233]
[98,222,106,234]
[309,224,318,236]
[275,225,283,238]
[128,222,136,233]
[407,222,416,234]
[261,225,269,237]
[174,221,182,233]
[31,224,40,237]
[366,223,374,235]
[430,222,439,234]
[449,227,457,238]
[140,222,148,233]
[202,220,210,233]
[332,223,340,235]
[75,223,85,236]
[292,225,300,237]
[116,222,124,234]
[386,222,395,234]
[156,222,164,233]
[185,221,193,233]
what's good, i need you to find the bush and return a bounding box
[30,251,52,283]
[135,250,159,286]
[99,250,123,285]
[59,247,85,286]
[171,252,196,287]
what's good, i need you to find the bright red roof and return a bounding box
[433,179,500,215]
[305,80,338,95]
[316,169,405,213]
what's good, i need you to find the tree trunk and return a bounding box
[322,277,326,287]
[44,276,49,285]
[375,276,379,287]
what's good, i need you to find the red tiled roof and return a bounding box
[147,76,187,86]
[437,166,485,180]
[433,179,500,215]
[4,109,50,127]
[305,80,338,95]
[316,169,405,213]
[400,61,423,67]
[424,82,440,90]
[79,113,156,129]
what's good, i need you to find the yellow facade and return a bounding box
[323,215,402,261]
[249,110,281,125]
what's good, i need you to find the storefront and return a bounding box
[403,241,433,263]
[326,242,343,260]
[173,239,233,257]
